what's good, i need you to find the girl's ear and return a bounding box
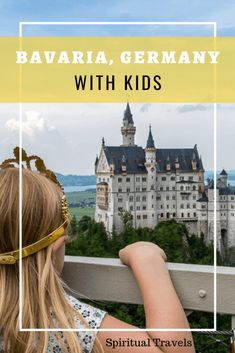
[52,235,67,253]
[52,235,69,273]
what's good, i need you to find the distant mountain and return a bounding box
[56,173,96,187]
[56,170,235,187]
[205,170,235,184]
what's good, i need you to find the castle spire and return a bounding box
[146,125,155,149]
[121,102,136,146]
[123,102,134,124]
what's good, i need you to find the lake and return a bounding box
[64,185,96,192]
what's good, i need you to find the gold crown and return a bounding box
[0,147,70,265]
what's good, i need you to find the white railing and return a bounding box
[62,256,235,329]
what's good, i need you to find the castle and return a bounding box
[95,103,235,252]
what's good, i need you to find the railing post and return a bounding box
[231,315,235,330]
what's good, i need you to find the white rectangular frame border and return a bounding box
[18,21,217,333]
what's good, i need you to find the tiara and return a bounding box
[0,147,70,265]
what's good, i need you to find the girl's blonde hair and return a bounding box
[0,167,101,353]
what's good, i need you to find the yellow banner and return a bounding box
[0,37,234,102]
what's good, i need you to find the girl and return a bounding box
[0,148,195,353]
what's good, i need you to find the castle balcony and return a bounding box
[62,256,235,330]
[179,189,192,194]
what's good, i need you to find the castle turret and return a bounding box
[121,103,136,146]
[145,125,156,163]
[220,169,228,187]
[144,125,157,227]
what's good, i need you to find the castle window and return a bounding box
[173,212,176,217]
[129,196,133,202]
[173,204,175,208]
[160,186,164,191]
[137,206,141,210]
[136,186,140,192]
[171,176,175,181]
[231,197,234,200]
[193,204,196,208]
[130,206,133,211]
[142,187,147,191]
[180,176,184,181]
[193,195,197,200]
[143,215,147,219]
[181,213,184,217]
[152,214,154,217]
[181,204,184,209]
[152,195,154,199]
[231,213,235,216]
[193,212,196,217]
[231,205,234,209]
[167,204,169,209]
[118,198,123,203]
[137,215,141,219]
[189,176,193,181]
[166,195,169,200]
[166,186,169,191]
[127,188,130,193]
[172,195,175,200]
[180,186,184,191]
[142,177,147,182]
[156,177,158,181]
[172,186,175,191]
[156,195,161,200]
[143,205,146,210]
[142,196,147,201]
[187,204,190,209]
[193,185,197,191]
[162,177,166,181]
[118,188,122,192]
[151,185,154,190]
[202,204,206,209]
[126,177,130,182]
[136,196,140,202]
[118,178,122,182]
[118,207,123,212]
[152,204,154,208]
[136,177,140,182]
[187,213,190,217]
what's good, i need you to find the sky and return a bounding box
[0,1,234,175]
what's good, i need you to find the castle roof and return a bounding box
[123,102,134,124]
[219,186,235,195]
[146,126,155,149]
[197,192,208,202]
[220,169,227,176]
[103,145,203,174]
[104,146,146,174]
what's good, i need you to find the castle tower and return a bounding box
[220,169,228,188]
[144,125,157,227]
[121,102,136,146]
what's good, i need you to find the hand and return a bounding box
[119,241,167,267]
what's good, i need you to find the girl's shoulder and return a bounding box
[47,294,107,353]
[65,293,107,330]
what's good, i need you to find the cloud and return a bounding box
[6,111,55,137]
[176,104,210,113]
[139,103,152,113]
